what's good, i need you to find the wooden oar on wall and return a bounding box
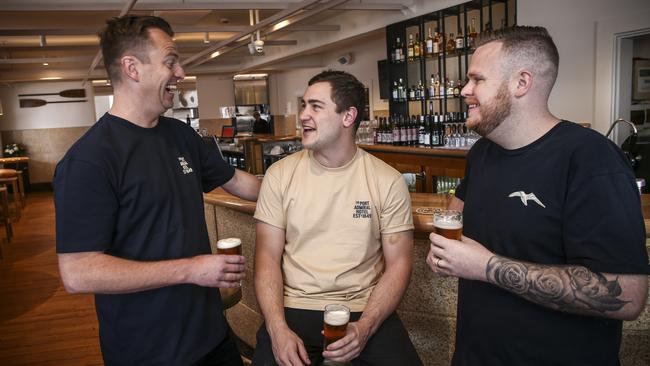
[19,98,87,108]
[18,88,86,98]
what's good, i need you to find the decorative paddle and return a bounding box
[18,89,86,98]
[19,98,87,108]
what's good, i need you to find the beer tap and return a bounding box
[605,118,640,169]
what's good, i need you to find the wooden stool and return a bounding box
[0,169,21,222]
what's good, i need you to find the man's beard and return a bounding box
[471,82,512,137]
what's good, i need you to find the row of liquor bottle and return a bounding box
[392,74,464,102]
[356,112,479,149]
[391,17,479,63]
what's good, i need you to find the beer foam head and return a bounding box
[324,310,350,326]
[433,220,463,230]
[217,237,241,249]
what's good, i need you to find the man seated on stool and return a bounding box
[252,70,422,366]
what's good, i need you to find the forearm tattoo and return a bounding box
[486,256,628,316]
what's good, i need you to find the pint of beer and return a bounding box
[323,304,350,348]
[433,210,463,240]
[216,237,242,255]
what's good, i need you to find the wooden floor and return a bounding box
[0,192,103,365]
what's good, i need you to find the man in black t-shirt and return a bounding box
[53,16,260,366]
[425,26,649,365]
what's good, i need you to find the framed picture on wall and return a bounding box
[633,58,650,101]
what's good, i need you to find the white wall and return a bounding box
[269,34,389,119]
[196,74,235,119]
[518,0,650,133]
[0,81,95,131]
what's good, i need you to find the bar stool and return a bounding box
[0,169,23,221]
[0,186,12,259]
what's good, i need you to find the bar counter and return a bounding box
[204,189,650,365]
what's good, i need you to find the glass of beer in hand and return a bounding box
[433,210,463,240]
[216,237,242,256]
[323,304,350,348]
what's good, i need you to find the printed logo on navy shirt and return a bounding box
[353,200,372,219]
[178,156,194,174]
[508,191,546,208]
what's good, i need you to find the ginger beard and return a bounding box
[469,81,512,137]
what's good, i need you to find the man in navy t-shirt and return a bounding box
[53,16,260,366]
[426,26,649,365]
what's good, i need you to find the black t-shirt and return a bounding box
[453,121,649,366]
[54,113,235,365]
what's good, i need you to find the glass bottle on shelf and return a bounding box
[425,28,434,57]
[468,17,478,49]
[392,81,399,100]
[397,78,405,101]
[454,79,462,97]
[417,80,425,100]
[414,33,421,59]
[428,74,436,99]
[434,74,441,99]
[455,31,465,51]
[433,31,441,55]
[407,34,415,61]
[446,79,455,98]
[409,85,416,101]
[393,37,400,62]
[446,33,456,54]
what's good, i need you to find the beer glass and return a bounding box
[323,304,350,348]
[216,237,242,256]
[433,210,463,240]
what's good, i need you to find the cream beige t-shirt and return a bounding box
[254,148,413,312]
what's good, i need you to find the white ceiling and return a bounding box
[0,0,415,84]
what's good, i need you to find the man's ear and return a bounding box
[513,69,533,98]
[343,107,358,128]
[120,56,140,82]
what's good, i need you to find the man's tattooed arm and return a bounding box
[485,256,648,320]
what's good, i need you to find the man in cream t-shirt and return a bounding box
[253,70,422,366]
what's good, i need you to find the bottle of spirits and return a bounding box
[392,115,400,146]
[415,33,422,59]
[433,32,441,55]
[468,17,478,49]
[407,34,415,61]
[455,32,465,51]
[398,78,405,101]
[454,79,462,97]
[425,28,434,57]
[447,79,455,98]
[392,81,399,101]
[446,33,456,54]
[409,85,416,101]
[395,37,403,62]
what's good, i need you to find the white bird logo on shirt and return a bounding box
[508,191,546,208]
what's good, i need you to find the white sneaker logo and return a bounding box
[508,191,546,208]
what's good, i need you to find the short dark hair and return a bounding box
[477,26,559,95]
[99,15,174,85]
[308,70,366,131]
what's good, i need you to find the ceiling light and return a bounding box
[42,62,49,66]
[203,32,210,44]
[272,20,291,31]
[233,73,268,80]
[210,51,220,59]
[39,35,46,47]
[40,77,62,80]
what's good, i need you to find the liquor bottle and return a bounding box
[446,79,455,98]
[392,115,400,146]
[468,17,478,49]
[425,28,434,57]
[428,74,435,99]
[434,74,441,99]
[407,34,415,61]
[455,32,465,51]
[424,115,432,147]
[394,37,402,62]
[446,33,456,54]
[417,80,425,100]
[409,85,416,101]
[186,114,191,125]
[418,115,426,147]
[433,32,441,55]
[392,81,399,101]
[454,79,462,97]
[413,33,421,59]
[397,78,405,101]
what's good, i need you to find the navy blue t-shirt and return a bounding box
[54,113,235,365]
[453,121,649,366]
